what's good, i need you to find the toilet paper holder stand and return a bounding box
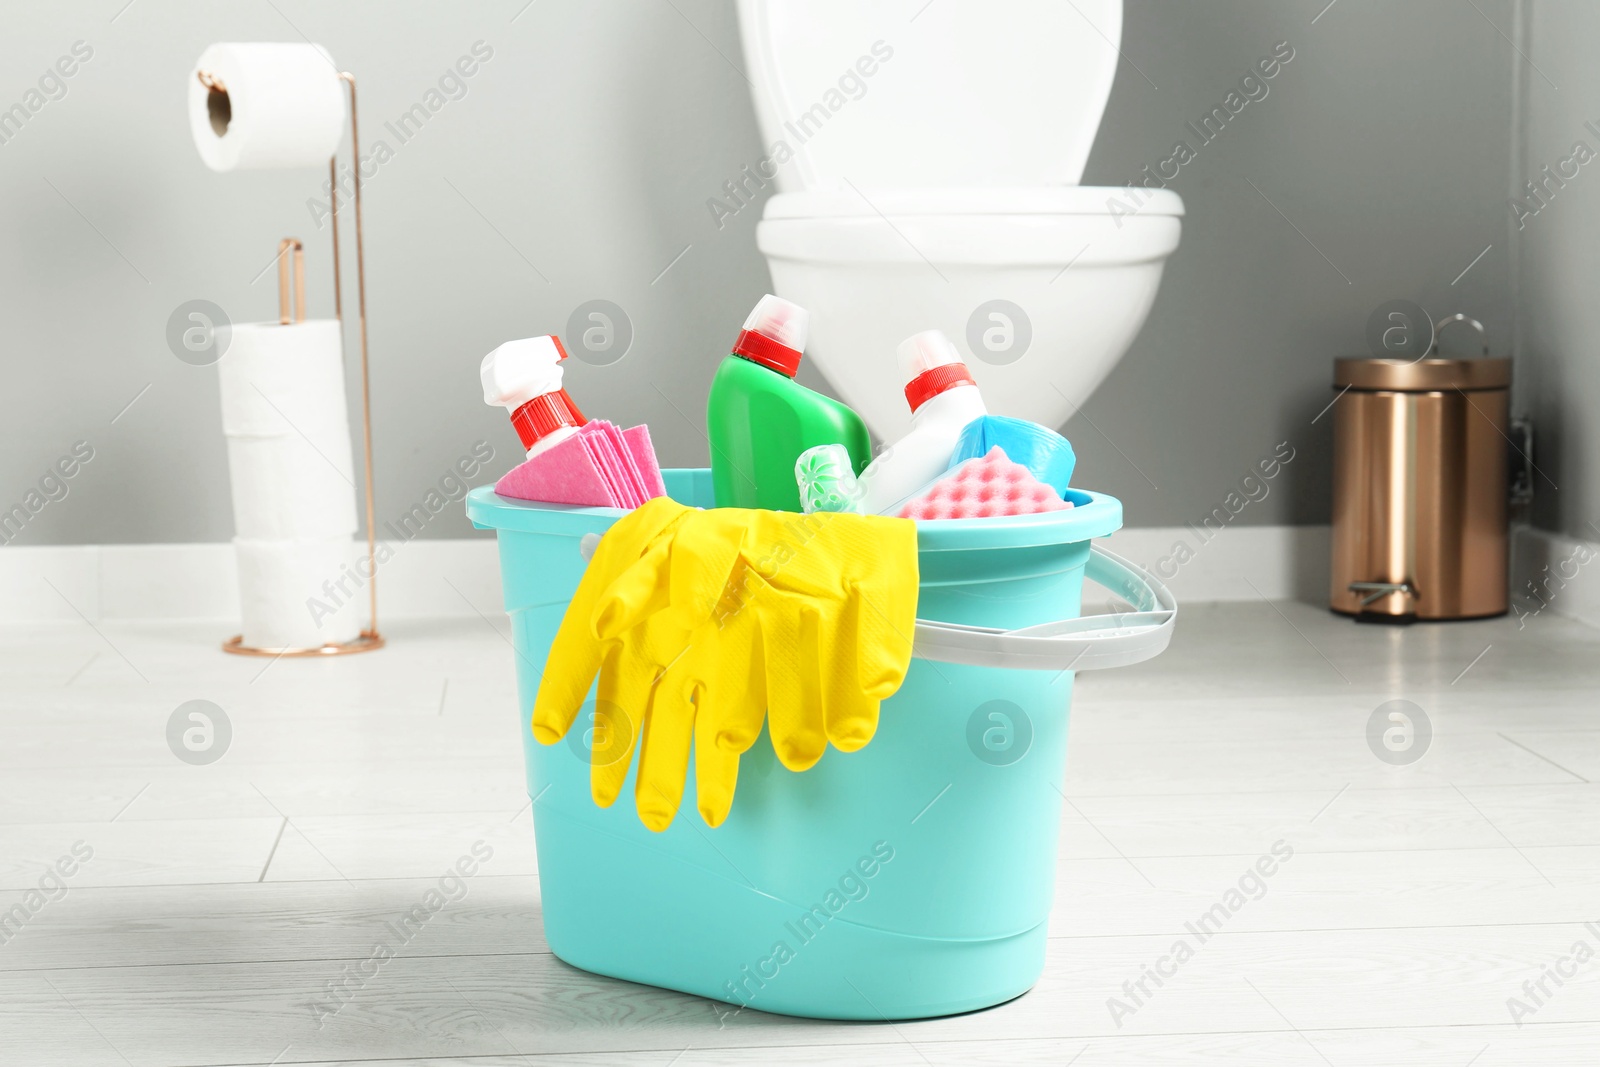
[206,69,386,659]
[277,237,305,326]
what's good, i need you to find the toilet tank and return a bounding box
[735,0,1123,192]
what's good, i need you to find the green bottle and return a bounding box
[708,295,871,511]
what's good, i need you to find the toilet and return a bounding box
[736,0,1183,441]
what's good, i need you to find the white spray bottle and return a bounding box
[856,330,988,514]
[480,335,588,460]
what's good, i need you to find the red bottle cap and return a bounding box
[731,294,808,378]
[904,364,976,413]
[898,330,977,413]
[509,388,587,451]
[732,328,802,377]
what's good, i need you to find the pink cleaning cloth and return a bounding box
[898,446,1074,521]
[622,424,667,501]
[494,432,621,507]
[589,421,649,507]
[493,420,668,508]
[577,424,635,507]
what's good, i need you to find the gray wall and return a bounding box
[1082,0,1515,528]
[1518,0,1600,541]
[0,0,1518,544]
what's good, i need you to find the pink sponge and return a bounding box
[899,447,1073,520]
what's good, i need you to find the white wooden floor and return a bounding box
[3,598,1599,1066]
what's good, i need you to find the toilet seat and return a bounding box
[760,188,1183,267]
[764,187,1185,219]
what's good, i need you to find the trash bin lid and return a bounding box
[1334,357,1511,391]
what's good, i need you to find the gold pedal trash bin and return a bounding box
[1329,336,1510,622]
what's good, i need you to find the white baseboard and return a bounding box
[13,523,1576,627]
[0,538,507,624]
[1511,524,1600,629]
[1099,525,1330,604]
[0,525,1334,623]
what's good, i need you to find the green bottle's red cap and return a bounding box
[731,294,807,377]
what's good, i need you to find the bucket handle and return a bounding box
[911,545,1176,672]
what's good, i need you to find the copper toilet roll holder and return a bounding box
[202,69,385,658]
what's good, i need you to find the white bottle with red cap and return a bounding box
[857,330,987,514]
[480,334,588,460]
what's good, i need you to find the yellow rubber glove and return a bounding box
[530,495,692,748]
[531,501,761,831]
[596,508,919,774]
[592,587,766,830]
[587,509,769,829]
[729,510,919,770]
[537,503,919,833]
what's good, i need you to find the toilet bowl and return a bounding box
[737,0,1184,441]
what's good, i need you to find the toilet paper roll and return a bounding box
[227,434,359,541]
[235,536,363,649]
[219,319,359,536]
[190,42,345,171]
[219,320,352,442]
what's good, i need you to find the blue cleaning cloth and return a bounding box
[948,415,1076,496]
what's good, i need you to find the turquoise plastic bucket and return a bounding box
[466,470,1173,1021]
